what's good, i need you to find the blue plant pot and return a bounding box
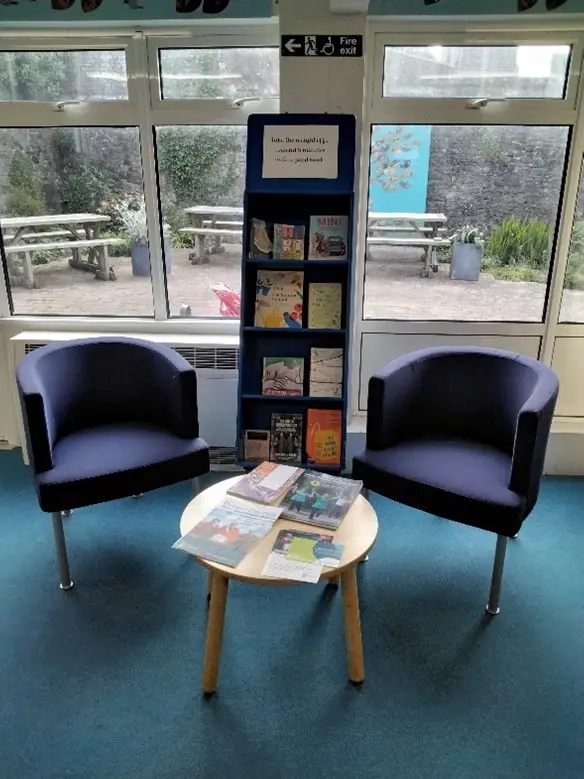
[131,241,172,277]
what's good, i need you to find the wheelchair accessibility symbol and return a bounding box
[321,36,335,56]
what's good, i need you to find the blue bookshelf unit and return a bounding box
[237,113,357,472]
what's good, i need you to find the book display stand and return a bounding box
[237,113,357,472]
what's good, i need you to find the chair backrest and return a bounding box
[378,348,549,455]
[18,338,191,445]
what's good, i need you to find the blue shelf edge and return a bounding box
[246,259,350,267]
[239,460,342,473]
[241,394,344,402]
[243,327,347,335]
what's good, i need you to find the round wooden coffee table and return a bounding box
[180,476,378,695]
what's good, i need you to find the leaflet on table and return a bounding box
[278,470,363,530]
[227,461,303,505]
[172,497,282,568]
[261,528,344,583]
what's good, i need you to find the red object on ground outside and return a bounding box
[210,282,241,318]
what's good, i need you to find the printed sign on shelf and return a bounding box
[281,35,363,58]
[262,125,339,179]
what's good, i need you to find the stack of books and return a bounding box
[173,462,363,582]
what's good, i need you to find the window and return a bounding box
[382,45,571,100]
[158,47,278,100]
[155,125,247,318]
[560,161,584,323]
[0,50,128,102]
[0,126,152,317]
[0,37,279,321]
[364,124,569,322]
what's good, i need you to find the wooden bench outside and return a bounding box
[5,237,122,289]
[202,220,244,228]
[179,226,242,260]
[369,226,448,235]
[4,229,86,242]
[366,236,453,277]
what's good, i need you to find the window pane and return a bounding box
[159,48,278,100]
[383,45,571,99]
[0,127,154,317]
[155,125,246,318]
[365,124,569,322]
[560,162,584,323]
[0,50,128,102]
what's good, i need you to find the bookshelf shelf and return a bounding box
[237,113,356,471]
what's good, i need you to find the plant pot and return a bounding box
[131,240,172,277]
[450,242,482,282]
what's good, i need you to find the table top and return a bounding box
[184,205,244,216]
[0,213,111,228]
[179,476,378,584]
[369,212,447,223]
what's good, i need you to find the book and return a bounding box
[279,470,363,530]
[254,270,304,328]
[307,408,343,466]
[243,429,270,462]
[273,223,305,260]
[308,283,342,329]
[261,528,344,583]
[262,357,304,396]
[227,461,303,505]
[308,215,349,261]
[270,413,304,464]
[172,497,282,568]
[309,348,343,397]
[249,218,273,259]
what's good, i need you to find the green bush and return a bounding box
[6,188,46,217]
[102,231,132,258]
[565,220,584,289]
[486,217,551,270]
[485,264,547,283]
[5,151,46,216]
[169,231,192,250]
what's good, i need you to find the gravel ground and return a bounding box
[8,245,584,322]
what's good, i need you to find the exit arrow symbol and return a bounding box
[284,38,302,54]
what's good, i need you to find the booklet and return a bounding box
[173,497,282,568]
[227,461,303,505]
[278,470,363,530]
[262,529,344,583]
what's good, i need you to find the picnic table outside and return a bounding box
[367,212,450,277]
[1,213,120,289]
[180,205,244,262]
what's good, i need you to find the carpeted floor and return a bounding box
[1,448,583,779]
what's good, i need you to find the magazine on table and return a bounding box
[278,470,363,530]
[227,461,303,505]
[173,497,282,568]
[262,528,344,583]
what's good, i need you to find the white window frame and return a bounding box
[351,19,584,416]
[0,27,280,333]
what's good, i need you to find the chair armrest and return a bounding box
[144,342,200,439]
[509,368,559,513]
[16,361,54,474]
[366,350,429,450]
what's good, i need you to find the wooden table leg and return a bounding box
[202,571,229,695]
[341,566,365,684]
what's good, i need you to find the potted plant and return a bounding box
[449,226,485,282]
[116,197,172,277]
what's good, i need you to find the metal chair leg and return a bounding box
[62,509,73,518]
[51,511,74,591]
[486,534,507,616]
[361,487,370,501]
[193,476,202,497]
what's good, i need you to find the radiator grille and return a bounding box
[23,342,239,371]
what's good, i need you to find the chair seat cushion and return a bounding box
[353,437,525,535]
[36,423,210,512]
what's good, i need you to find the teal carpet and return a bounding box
[1,448,583,779]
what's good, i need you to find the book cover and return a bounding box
[249,218,273,259]
[307,408,342,466]
[279,470,363,530]
[254,270,304,328]
[243,429,270,461]
[172,497,282,568]
[270,413,304,464]
[273,223,305,260]
[309,348,343,397]
[261,528,344,583]
[308,283,342,329]
[227,461,303,505]
[308,215,349,261]
[262,357,304,396]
